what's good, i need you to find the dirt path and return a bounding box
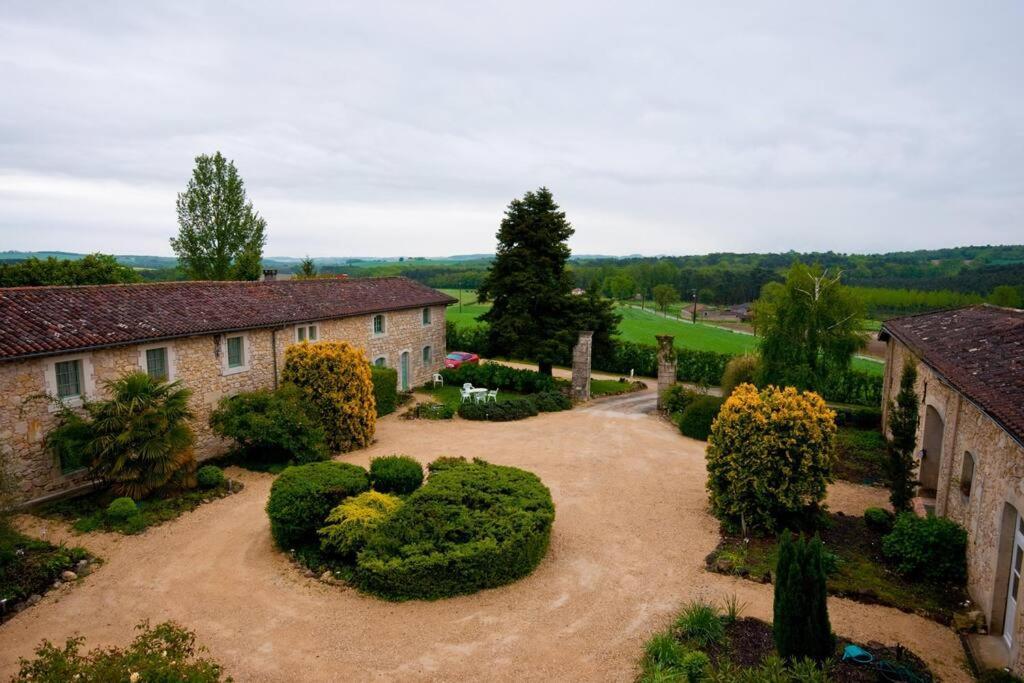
[0,390,967,682]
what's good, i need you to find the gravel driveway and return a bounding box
[0,389,969,681]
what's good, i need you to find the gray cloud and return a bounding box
[1,1,1021,257]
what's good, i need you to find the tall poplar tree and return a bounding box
[477,187,618,375]
[171,152,267,281]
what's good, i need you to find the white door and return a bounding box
[1005,514,1024,647]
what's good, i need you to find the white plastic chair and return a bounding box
[486,389,498,403]
[463,383,474,391]
[432,373,444,387]
[460,386,473,403]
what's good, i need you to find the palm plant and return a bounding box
[47,372,196,499]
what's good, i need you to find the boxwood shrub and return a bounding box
[678,395,725,441]
[458,397,539,421]
[106,497,138,521]
[371,366,399,417]
[532,391,571,412]
[369,455,424,495]
[266,461,370,549]
[881,512,967,584]
[441,364,557,394]
[196,465,225,489]
[354,458,554,600]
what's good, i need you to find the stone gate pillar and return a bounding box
[656,335,677,410]
[571,331,594,401]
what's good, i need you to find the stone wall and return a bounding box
[0,304,447,505]
[885,338,1024,670]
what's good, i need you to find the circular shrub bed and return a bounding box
[266,461,369,549]
[353,458,554,600]
[369,455,424,495]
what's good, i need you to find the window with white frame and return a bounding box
[55,359,83,399]
[145,347,169,381]
[372,314,385,335]
[422,345,432,365]
[422,307,431,325]
[296,324,319,342]
[225,335,246,371]
[373,356,387,367]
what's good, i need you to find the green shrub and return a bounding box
[979,670,1024,683]
[721,354,761,398]
[354,458,554,600]
[209,384,328,466]
[106,497,137,521]
[266,461,370,550]
[371,366,399,416]
[674,599,724,648]
[427,456,467,473]
[532,390,571,412]
[14,621,227,682]
[882,512,967,583]
[441,364,557,394]
[661,384,697,415]
[196,465,225,489]
[644,632,686,669]
[458,397,539,421]
[319,491,402,559]
[413,401,455,419]
[833,405,883,430]
[369,455,424,495]
[864,507,894,532]
[773,531,834,662]
[679,651,710,682]
[677,395,724,441]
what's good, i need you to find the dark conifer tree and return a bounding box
[887,362,920,511]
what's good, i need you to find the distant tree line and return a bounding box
[0,253,140,287]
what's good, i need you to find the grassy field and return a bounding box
[441,290,884,376]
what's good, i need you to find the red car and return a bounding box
[444,351,480,369]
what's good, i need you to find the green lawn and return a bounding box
[418,384,531,411]
[441,290,884,376]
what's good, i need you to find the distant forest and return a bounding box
[2,244,1022,317]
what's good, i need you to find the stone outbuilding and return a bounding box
[880,304,1024,671]
[0,276,454,505]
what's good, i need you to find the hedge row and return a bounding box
[456,391,570,421]
[371,366,399,417]
[440,363,558,394]
[353,458,555,600]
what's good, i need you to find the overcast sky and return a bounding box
[1,2,1021,258]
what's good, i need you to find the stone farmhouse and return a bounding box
[0,276,455,505]
[880,305,1024,671]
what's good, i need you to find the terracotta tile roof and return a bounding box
[0,277,456,361]
[881,304,1024,444]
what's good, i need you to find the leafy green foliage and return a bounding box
[706,385,835,534]
[756,262,866,391]
[0,253,141,287]
[354,458,554,600]
[171,151,266,281]
[319,491,402,559]
[661,384,697,414]
[990,284,1023,308]
[44,372,196,500]
[882,513,967,584]
[886,363,920,512]
[1,527,90,603]
[105,497,137,521]
[441,363,557,394]
[370,366,399,416]
[773,531,834,662]
[14,621,227,682]
[412,401,455,419]
[266,462,370,550]
[531,390,571,412]
[369,455,424,495]
[652,284,680,314]
[458,397,539,421]
[833,427,887,485]
[210,384,328,466]
[596,340,731,387]
[644,632,686,669]
[720,354,761,398]
[196,465,226,489]
[673,600,724,649]
[864,507,894,533]
[677,395,724,441]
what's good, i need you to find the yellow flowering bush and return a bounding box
[706,383,836,534]
[281,341,376,453]
[319,490,402,558]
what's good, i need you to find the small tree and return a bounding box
[886,362,920,512]
[706,384,836,533]
[45,372,196,499]
[171,151,267,281]
[989,285,1022,309]
[774,531,834,662]
[652,284,680,316]
[281,341,376,452]
[296,256,317,279]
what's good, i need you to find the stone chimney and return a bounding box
[655,335,677,410]
[262,269,277,282]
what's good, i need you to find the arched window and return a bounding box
[961,451,976,498]
[373,356,387,368]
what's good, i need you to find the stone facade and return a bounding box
[571,331,593,401]
[1,304,447,505]
[883,338,1024,670]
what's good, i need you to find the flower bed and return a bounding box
[1,526,96,622]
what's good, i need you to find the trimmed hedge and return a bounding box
[532,391,571,412]
[832,405,883,430]
[266,461,370,549]
[369,455,424,495]
[354,458,555,599]
[196,465,225,489]
[441,363,557,394]
[458,397,539,421]
[106,497,137,521]
[678,395,725,441]
[371,366,399,417]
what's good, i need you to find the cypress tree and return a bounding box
[773,530,800,658]
[887,362,920,512]
[773,532,834,662]
[805,535,835,660]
